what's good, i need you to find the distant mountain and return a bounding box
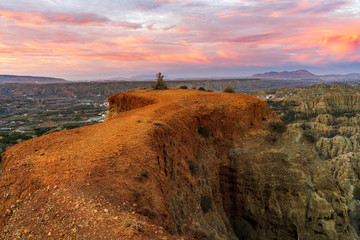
[252,70,319,80]
[252,70,360,82]
[0,75,68,84]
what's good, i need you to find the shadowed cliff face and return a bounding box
[0,89,358,239]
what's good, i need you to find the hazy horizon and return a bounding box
[1,0,360,80]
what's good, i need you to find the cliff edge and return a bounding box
[0,89,358,239]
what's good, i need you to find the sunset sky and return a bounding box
[1,0,360,80]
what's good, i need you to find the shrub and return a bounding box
[223,85,236,93]
[152,72,168,90]
[200,195,212,213]
[198,126,211,138]
[179,85,188,89]
[141,171,148,178]
[188,160,199,175]
[198,87,206,91]
[268,121,287,134]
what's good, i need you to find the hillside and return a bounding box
[0,78,326,102]
[1,89,359,239]
[252,70,319,80]
[0,75,68,84]
[0,79,261,99]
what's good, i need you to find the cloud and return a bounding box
[1,0,360,79]
[320,34,360,56]
[230,32,282,43]
[0,8,142,29]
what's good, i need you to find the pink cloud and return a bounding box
[320,34,360,55]
[0,9,142,29]
[1,0,360,79]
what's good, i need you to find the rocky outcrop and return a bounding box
[251,83,360,238]
[0,89,358,239]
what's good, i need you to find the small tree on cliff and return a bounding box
[152,72,168,90]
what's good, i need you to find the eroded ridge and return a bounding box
[0,89,358,240]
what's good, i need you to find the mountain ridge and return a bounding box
[0,75,68,84]
[252,70,360,81]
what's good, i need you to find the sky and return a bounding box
[0,0,360,80]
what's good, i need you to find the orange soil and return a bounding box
[0,89,277,239]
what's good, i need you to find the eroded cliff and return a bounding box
[0,88,358,239]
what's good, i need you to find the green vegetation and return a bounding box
[152,72,168,90]
[178,85,188,89]
[64,123,83,130]
[0,134,32,145]
[34,127,52,136]
[223,85,236,93]
[198,87,206,91]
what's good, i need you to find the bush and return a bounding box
[223,85,236,93]
[269,121,287,134]
[0,134,32,144]
[198,87,206,91]
[198,126,211,138]
[200,195,212,213]
[152,72,168,90]
[179,85,188,89]
[188,160,199,175]
[34,127,52,136]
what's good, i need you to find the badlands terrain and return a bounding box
[1,85,360,239]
